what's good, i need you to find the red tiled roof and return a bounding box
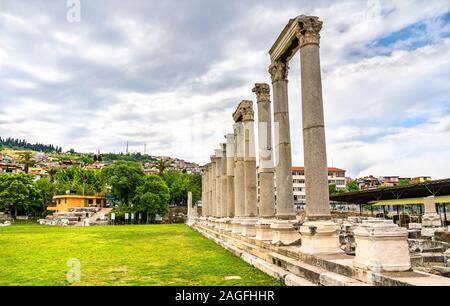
[292,166,345,172]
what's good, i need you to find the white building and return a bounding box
[258,166,347,208]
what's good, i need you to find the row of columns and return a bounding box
[197,15,411,273]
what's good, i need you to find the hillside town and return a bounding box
[0,145,202,179]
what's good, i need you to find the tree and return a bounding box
[329,184,338,195]
[155,159,171,176]
[163,171,202,206]
[54,166,104,196]
[47,168,59,183]
[399,179,411,186]
[346,180,359,192]
[0,173,42,218]
[132,175,170,223]
[34,177,56,212]
[19,151,35,174]
[101,161,145,205]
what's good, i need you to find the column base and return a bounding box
[271,220,301,246]
[241,217,258,237]
[255,219,274,241]
[298,220,342,254]
[353,219,411,272]
[231,218,243,234]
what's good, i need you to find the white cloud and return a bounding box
[0,0,449,181]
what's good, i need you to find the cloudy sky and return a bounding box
[0,0,449,179]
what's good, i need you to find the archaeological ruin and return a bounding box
[189,15,450,286]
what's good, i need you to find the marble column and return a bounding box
[269,61,295,220]
[209,155,217,227]
[421,196,442,237]
[203,165,210,222]
[186,191,193,226]
[253,83,276,241]
[232,122,245,234]
[208,162,213,224]
[269,61,300,245]
[200,168,206,222]
[296,16,341,254]
[241,101,258,237]
[214,149,222,224]
[219,143,228,230]
[225,133,235,232]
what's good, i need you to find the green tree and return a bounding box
[133,174,170,223]
[34,177,56,212]
[19,151,35,174]
[0,173,42,218]
[329,184,338,195]
[399,179,411,186]
[163,171,202,206]
[101,161,145,205]
[155,159,171,176]
[54,166,104,196]
[346,180,359,192]
[47,168,59,183]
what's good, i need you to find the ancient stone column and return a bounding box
[208,162,214,224]
[214,149,222,222]
[219,143,228,230]
[225,133,235,232]
[269,61,300,245]
[253,83,276,241]
[269,61,295,220]
[241,101,258,237]
[232,122,245,234]
[186,191,193,226]
[209,155,217,227]
[200,169,206,221]
[299,19,330,221]
[296,16,340,254]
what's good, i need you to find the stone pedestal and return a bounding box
[241,218,258,237]
[353,220,411,272]
[271,220,301,246]
[255,219,274,241]
[232,218,243,234]
[299,220,342,254]
[421,196,442,237]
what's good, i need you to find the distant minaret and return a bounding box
[126,141,129,154]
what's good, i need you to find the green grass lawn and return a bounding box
[0,224,282,286]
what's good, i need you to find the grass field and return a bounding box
[0,224,282,286]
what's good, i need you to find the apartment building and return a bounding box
[257,166,346,207]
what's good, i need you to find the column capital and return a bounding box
[295,15,322,48]
[233,100,254,122]
[252,83,271,102]
[269,61,289,83]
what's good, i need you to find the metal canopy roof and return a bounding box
[329,179,450,204]
[370,195,450,206]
